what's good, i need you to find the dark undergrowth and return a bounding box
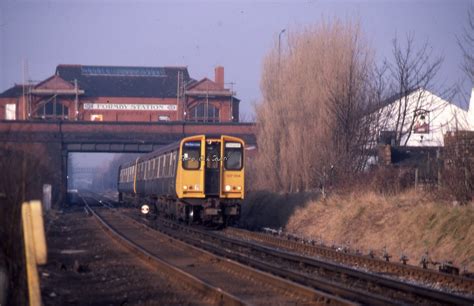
[239,190,319,230]
[0,196,27,306]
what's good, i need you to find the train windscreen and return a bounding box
[224,142,243,170]
[182,141,201,170]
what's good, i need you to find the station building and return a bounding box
[0,64,240,123]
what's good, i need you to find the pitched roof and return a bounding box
[366,87,425,115]
[35,75,75,90]
[0,84,33,98]
[185,77,240,101]
[187,78,227,91]
[55,64,192,98]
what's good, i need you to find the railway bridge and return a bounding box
[0,120,256,207]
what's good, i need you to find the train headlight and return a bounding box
[183,185,188,190]
[237,186,242,191]
[141,204,150,215]
[225,185,231,192]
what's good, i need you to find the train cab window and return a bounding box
[224,142,243,170]
[206,142,220,169]
[182,141,201,170]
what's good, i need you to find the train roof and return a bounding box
[119,140,180,169]
[118,134,245,169]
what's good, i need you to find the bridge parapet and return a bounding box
[0,120,256,149]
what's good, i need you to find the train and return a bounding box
[117,134,245,226]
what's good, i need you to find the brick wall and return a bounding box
[80,97,178,122]
[443,131,474,201]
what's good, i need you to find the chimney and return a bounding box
[215,66,224,89]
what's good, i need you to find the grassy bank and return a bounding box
[242,190,474,271]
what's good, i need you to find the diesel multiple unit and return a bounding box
[117,135,244,225]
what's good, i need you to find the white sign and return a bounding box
[83,103,177,111]
[225,142,242,148]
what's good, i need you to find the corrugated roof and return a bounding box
[55,64,192,98]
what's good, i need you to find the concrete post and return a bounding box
[61,149,68,207]
[0,262,7,306]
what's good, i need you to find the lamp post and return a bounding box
[278,28,286,66]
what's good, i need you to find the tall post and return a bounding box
[415,168,419,190]
[278,28,286,68]
[176,71,181,120]
[226,82,235,122]
[61,149,68,207]
[74,79,79,120]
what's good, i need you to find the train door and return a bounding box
[205,140,221,195]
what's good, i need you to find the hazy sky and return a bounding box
[0,0,472,119]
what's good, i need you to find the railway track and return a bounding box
[223,227,474,294]
[80,194,353,305]
[86,192,474,304]
[145,219,473,305]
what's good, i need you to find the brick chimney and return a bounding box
[214,66,224,89]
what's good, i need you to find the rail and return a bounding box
[82,194,351,305]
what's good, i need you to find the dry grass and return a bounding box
[285,189,474,270]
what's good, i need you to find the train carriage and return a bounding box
[117,135,244,225]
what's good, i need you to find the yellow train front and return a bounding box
[117,135,244,226]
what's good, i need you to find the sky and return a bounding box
[0,0,472,121]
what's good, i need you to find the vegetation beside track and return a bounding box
[242,189,474,271]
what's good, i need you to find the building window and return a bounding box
[91,114,103,121]
[189,103,220,122]
[35,99,69,120]
[5,104,16,120]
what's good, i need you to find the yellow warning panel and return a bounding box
[22,200,47,306]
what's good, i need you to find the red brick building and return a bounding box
[0,65,240,122]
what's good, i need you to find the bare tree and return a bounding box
[255,19,381,192]
[458,5,474,82]
[380,35,444,146]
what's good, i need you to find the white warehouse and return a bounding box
[376,88,474,147]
